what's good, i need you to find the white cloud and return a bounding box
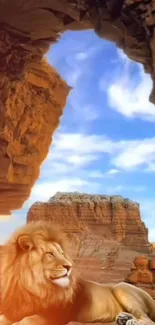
[117,48,129,62]
[27,131,132,204]
[79,104,99,121]
[50,132,155,171]
[88,169,120,179]
[89,171,105,178]
[46,162,70,174]
[75,52,88,61]
[66,154,98,167]
[31,178,90,202]
[68,89,100,123]
[53,132,120,154]
[66,68,82,87]
[112,137,155,170]
[49,39,102,125]
[39,128,155,186]
[105,185,146,195]
[106,49,155,121]
[145,162,155,172]
[42,131,155,174]
[74,45,102,62]
[107,168,120,175]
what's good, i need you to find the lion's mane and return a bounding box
[0,221,77,323]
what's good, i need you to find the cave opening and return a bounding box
[0,0,155,247]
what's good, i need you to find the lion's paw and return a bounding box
[126,320,139,325]
[116,312,138,325]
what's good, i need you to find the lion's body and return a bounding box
[71,280,155,323]
[0,221,155,325]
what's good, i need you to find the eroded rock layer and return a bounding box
[1,0,155,213]
[0,28,69,215]
[27,192,152,253]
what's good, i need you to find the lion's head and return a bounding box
[1,221,77,322]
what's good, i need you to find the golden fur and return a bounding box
[0,221,76,323]
[0,221,155,325]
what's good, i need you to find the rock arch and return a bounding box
[0,0,154,215]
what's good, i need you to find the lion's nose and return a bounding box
[63,264,71,272]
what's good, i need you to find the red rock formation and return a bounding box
[0,29,69,215]
[125,255,155,299]
[2,0,155,214]
[0,69,69,214]
[27,192,153,253]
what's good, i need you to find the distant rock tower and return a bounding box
[125,255,155,299]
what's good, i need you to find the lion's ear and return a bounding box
[18,235,33,251]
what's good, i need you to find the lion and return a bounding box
[0,220,155,325]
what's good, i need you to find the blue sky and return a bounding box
[1,30,155,243]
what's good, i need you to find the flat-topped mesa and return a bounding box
[27,192,152,253]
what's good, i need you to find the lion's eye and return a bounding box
[47,252,54,257]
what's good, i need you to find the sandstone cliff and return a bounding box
[0,53,69,215]
[1,0,155,214]
[27,192,152,253]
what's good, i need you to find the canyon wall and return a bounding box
[27,192,152,253]
[1,0,155,214]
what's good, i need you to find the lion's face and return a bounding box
[18,233,73,289]
[39,241,72,288]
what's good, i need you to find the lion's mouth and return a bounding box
[49,272,71,288]
[49,267,72,281]
[50,274,68,281]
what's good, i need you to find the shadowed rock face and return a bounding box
[1,0,155,214]
[27,192,153,253]
[0,28,70,215]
